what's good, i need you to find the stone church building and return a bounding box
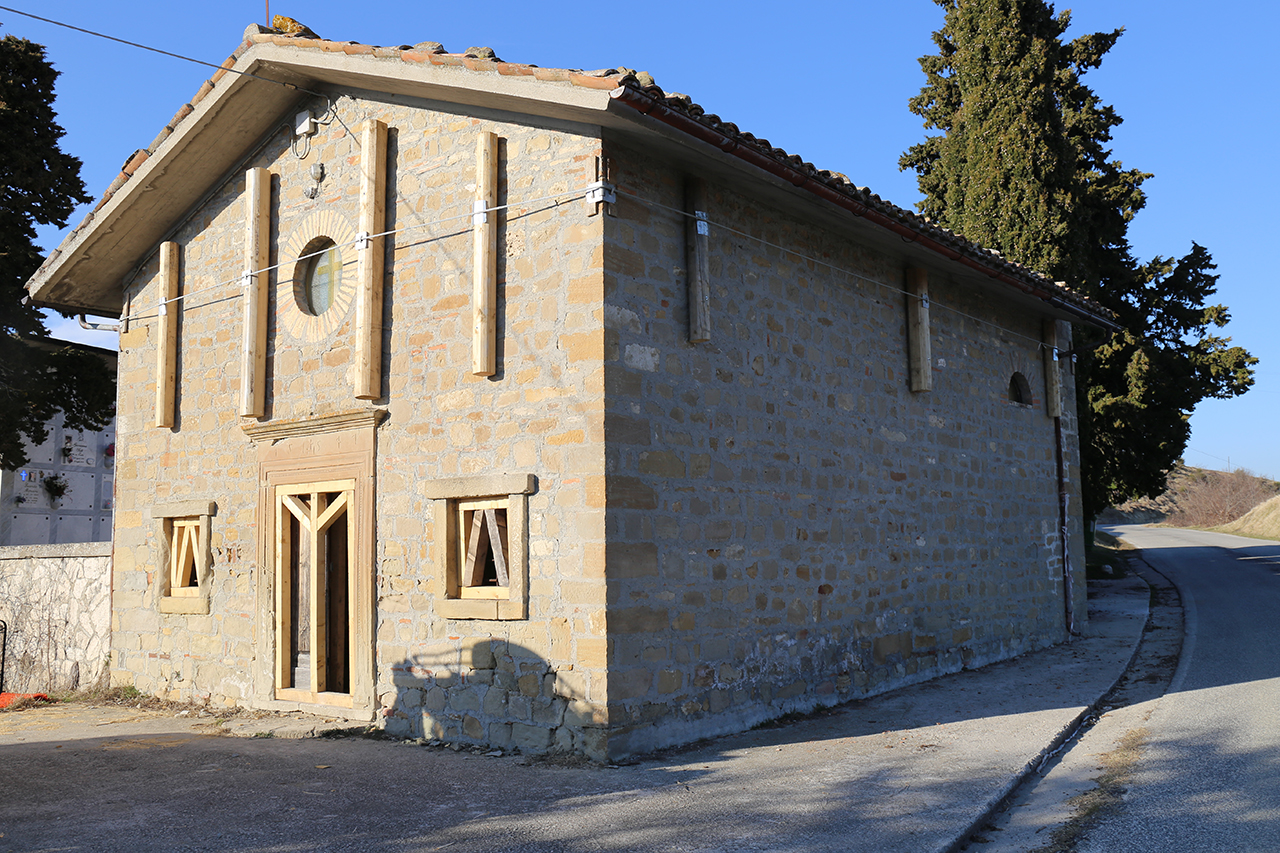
[25,23,1116,760]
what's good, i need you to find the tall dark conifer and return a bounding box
[1,35,115,468]
[901,0,1255,520]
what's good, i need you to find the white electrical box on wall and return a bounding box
[296,110,316,137]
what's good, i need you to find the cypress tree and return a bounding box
[901,0,1256,520]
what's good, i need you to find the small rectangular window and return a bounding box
[457,498,509,599]
[168,517,201,597]
[424,474,534,621]
[150,500,215,615]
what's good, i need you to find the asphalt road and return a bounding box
[1081,525,1280,852]
[982,525,1280,852]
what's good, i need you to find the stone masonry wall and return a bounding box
[601,136,1085,756]
[110,91,608,756]
[0,542,112,693]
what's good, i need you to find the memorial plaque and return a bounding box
[57,515,93,543]
[16,468,48,503]
[62,430,96,467]
[25,430,56,465]
[10,513,51,546]
[62,471,97,510]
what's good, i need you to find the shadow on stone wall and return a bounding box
[382,637,606,760]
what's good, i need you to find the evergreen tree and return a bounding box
[1,35,115,469]
[901,0,1255,520]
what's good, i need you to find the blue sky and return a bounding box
[7,1,1277,479]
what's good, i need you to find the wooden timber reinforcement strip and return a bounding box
[155,240,180,428]
[1043,319,1064,418]
[906,267,932,392]
[356,119,388,400]
[472,131,499,376]
[685,176,712,343]
[240,167,271,418]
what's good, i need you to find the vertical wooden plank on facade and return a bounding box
[906,267,932,392]
[685,177,712,343]
[347,487,358,700]
[355,119,388,400]
[1043,318,1063,417]
[472,131,499,376]
[309,492,327,694]
[155,241,180,427]
[240,167,271,418]
[274,491,289,690]
[436,498,459,599]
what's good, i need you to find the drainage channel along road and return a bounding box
[960,547,1183,853]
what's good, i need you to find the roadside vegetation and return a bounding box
[1105,464,1280,539]
[1219,495,1280,541]
[0,682,269,721]
[1086,528,1134,581]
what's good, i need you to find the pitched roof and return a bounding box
[27,22,1117,331]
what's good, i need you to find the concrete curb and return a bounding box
[942,568,1155,853]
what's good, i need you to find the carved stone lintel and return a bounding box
[241,409,387,442]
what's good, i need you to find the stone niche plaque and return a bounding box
[61,471,98,511]
[57,515,93,542]
[9,513,51,546]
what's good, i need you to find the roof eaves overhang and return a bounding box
[28,34,1117,335]
[25,42,620,316]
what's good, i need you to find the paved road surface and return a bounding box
[1082,526,1280,852]
[980,525,1280,852]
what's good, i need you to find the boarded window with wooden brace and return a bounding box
[168,517,201,596]
[456,498,509,599]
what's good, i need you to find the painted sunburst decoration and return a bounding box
[278,210,359,343]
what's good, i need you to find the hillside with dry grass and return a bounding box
[1220,494,1280,540]
[1106,465,1280,533]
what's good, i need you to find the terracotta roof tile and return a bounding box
[427,53,467,68]
[121,149,149,175]
[168,102,194,127]
[495,62,537,77]
[398,49,436,64]
[532,67,574,83]
[146,126,173,152]
[188,80,215,108]
[568,72,622,91]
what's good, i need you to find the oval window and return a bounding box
[298,238,342,316]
